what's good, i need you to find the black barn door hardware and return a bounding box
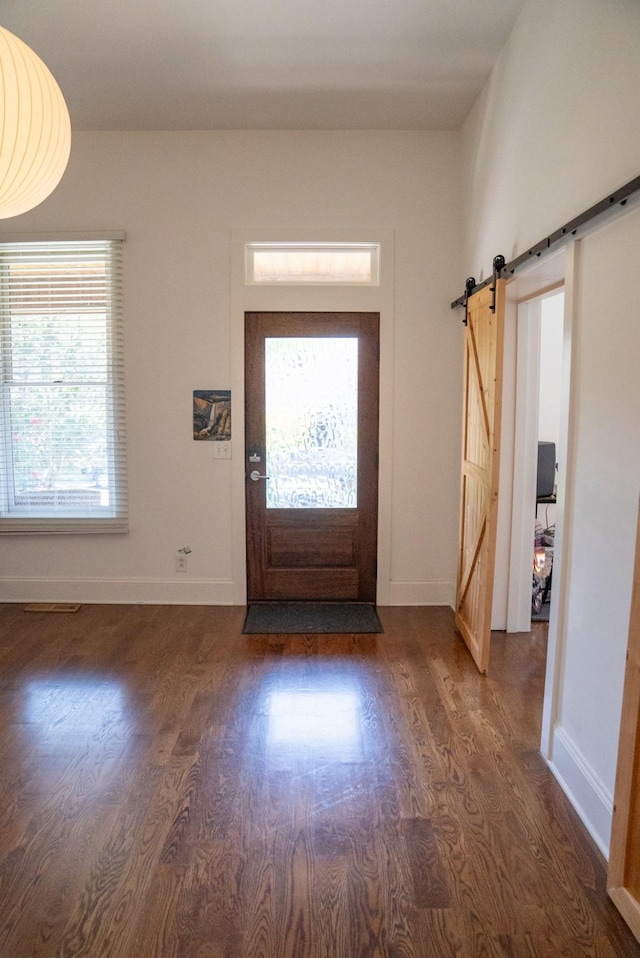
[451,172,640,312]
[462,277,476,326]
[490,254,505,313]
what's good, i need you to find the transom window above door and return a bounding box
[245,243,380,286]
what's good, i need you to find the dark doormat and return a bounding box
[242,602,384,635]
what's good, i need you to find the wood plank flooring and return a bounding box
[0,603,637,958]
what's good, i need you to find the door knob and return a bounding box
[249,470,270,481]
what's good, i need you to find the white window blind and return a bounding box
[0,238,128,533]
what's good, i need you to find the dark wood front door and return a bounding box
[245,312,379,603]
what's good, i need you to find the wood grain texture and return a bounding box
[456,281,505,673]
[0,603,637,957]
[609,498,640,946]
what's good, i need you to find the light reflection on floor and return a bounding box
[267,689,360,747]
[262,671,365,764]
[23,679,127,743]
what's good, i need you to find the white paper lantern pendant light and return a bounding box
[0,26,71,219]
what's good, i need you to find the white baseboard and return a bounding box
[548,724,613,859]
[1,576,455,609]
[388,580,455,606]
[0,577,235,605]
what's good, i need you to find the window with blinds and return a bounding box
[0,238,128,533]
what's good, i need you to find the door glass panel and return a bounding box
[265,337,357,508]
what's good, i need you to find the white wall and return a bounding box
[462,0,640,855]
[462,0,640,280]
[560,209,640,834]
[0,131,463,607]
[538,293,563,449]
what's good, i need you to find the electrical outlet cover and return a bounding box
[212,442,231,459]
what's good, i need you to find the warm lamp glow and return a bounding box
[0,26,71,219]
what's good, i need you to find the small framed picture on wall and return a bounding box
[193,390,231,440]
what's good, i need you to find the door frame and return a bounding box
[492,244,576,759]
[230,229,395,606]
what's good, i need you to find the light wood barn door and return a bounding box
[455,281,505,673]
[608,497,640,944]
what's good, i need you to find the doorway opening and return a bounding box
[505,288,565,634]
[501,286,570,632]
[494,256,571,640]
[532,291,564,625]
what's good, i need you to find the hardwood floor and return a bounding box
[0,603,637,958]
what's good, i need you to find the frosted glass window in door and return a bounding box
[265,338,358,508]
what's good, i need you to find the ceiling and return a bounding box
[1,0,527,132]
